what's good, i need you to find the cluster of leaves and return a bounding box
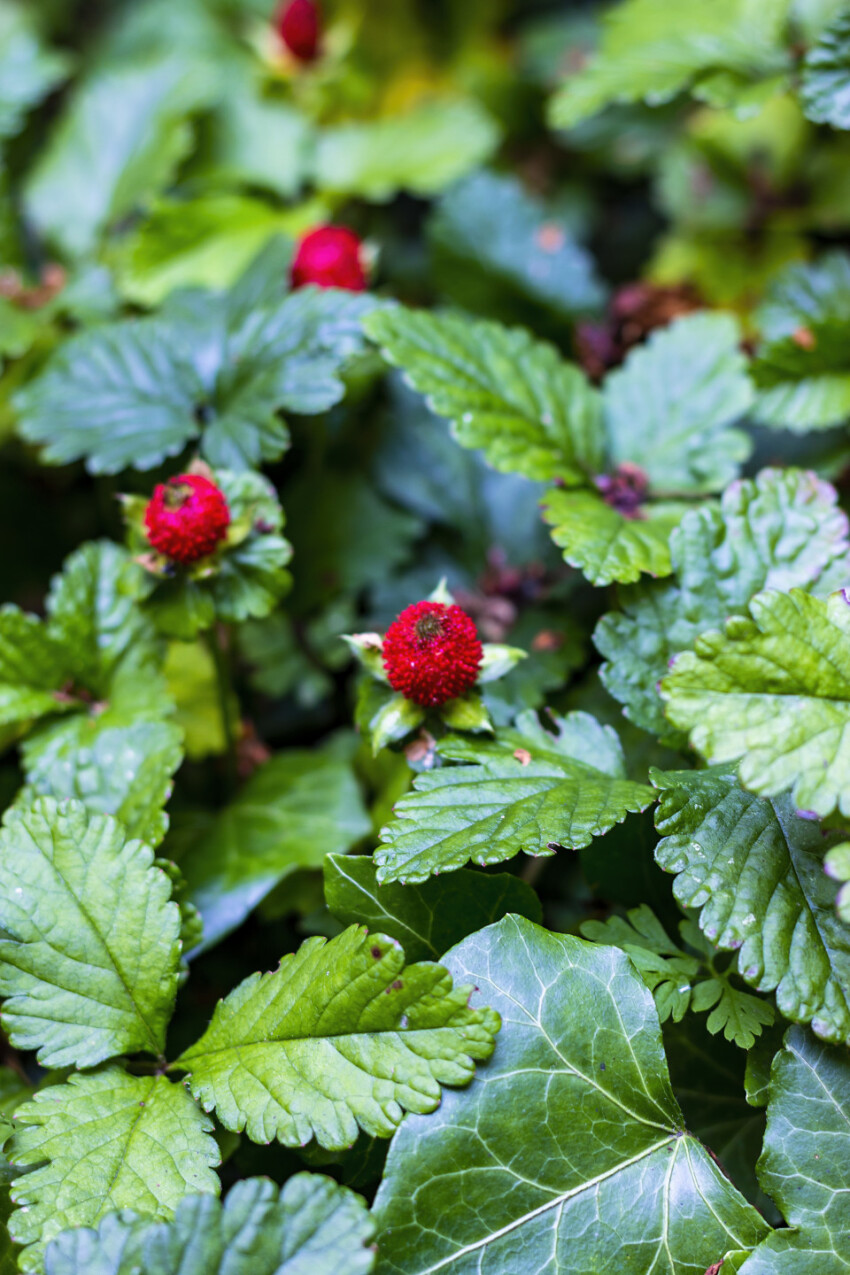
[0,0,849,1273]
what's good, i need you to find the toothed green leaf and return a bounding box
[542,488,686,586]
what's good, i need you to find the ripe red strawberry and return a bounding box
[383,601,483,707]
[144,474,231,566]
[291,225,367,292]
[275,0,320,62]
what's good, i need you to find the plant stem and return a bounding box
[206,624,238,795]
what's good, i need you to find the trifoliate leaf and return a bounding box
[363,307,605,484]
[174,924,500,1151]
[737,1027,850,1272]
[603,313,753,494]
[314,99,500,201]
[323,854,542,962]
[168,743,370,952]
[42,1174,375,1275]
[7,1068,220,1272]
[542,487,687,586]
[0,7,70,144]
[372,916,768,1274]
[0,798,182,1068]
[375,710,654,884]
[801,9,850,128]
[662,588,850,818]
[654,768,850,1045]
[595,468,850,740]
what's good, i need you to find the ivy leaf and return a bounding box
[174,924,500,1151]
[7,1068,220,1272]
[653,768,850,1046]
[168,743,371,952]
[603,313,753,494]
[662,588,850,818]
[42,1174,375,1275]
[801,9,850,128]
[372,915,768,1274]
[737,1027,850,1273]
[314,99,499,201]
[323,854,542,962]
[595,468,850,740]
[375,709,654,884]
[0,799,182,1068]
[363,307,605,484]
[542,487,687,586]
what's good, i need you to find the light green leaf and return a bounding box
[603,313,753,494]
[825,841,850,922]
[42,1174,375,1275]
[654,767,850,1046]
[175,924,500,1151]
[363,306,605,484]
[738,1027,850,1273]
[372,915,768,1274]
[164,640,235,761]
[595,468,850,739]
[314,99,499,201]
[542,487,687,586]
[0,798,182,1068]
[0,609,73,748]
[801,9,850,128]
[169,743,370,952]
[662,588,850,818]
[0,6,70,144]
[204,83,312,199]
[8,1068,220,1272]
[375,710,654,884]
[323,854,542,962]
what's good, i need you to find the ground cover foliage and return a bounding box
[0,0,849,1271]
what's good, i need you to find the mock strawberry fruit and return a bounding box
[275,0,320,62]
[144,474,231,566]
[291,225,367,292]
[383,601,483,707]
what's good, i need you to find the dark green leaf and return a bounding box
[801,9,850,128]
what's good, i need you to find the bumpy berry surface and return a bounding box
[144,474,231,566]
[291,225,367,292]
[276,0,320,61]
[383,601,483,707]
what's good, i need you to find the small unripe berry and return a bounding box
[275,0,320,62]
[144,474,231,566]
[291,225,367,292]
[383,601,483,707]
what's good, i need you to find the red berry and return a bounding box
[275,0,320,62]
[383,601,483,708]
[144,474,231,566]
[291,225,367,292]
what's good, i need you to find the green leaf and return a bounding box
[203,82,312,199]
[7,1068,220,1272]
[548,0,791,129]
[0,798,182,1068]
[363,306,605,484]
[603,313,753,494]
[542,487,687,586]
[662,588,850,818]
[825,841,850,922]
[0,7,70,144]
[314,99,500,201]
[375,710,654,884]
[801,9,850,128]
[654,767,850,1045]
[175,924,500,1151]
[42,1174,375,1275]
[738,1027,850,1272]
[169,743,371,952]
[323,854,542,962]
[429,170,606,319]
[164,640,235,760]
[0,609,73,748]
[372,915,769,1274]
[595,468,850,739]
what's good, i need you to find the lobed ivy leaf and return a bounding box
[363,306,605,484]
[0,799,182,1068]
[801,9,850,128]
[662,588,850,818]
[653,767,850,1046]
[174,924,500,1151]
[42,1174,375,1275]
[7,1068,220,1272]
[323,854,542,962]
[372,915,769,1274]
[375,709,654,884]
[542,488,687,586]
